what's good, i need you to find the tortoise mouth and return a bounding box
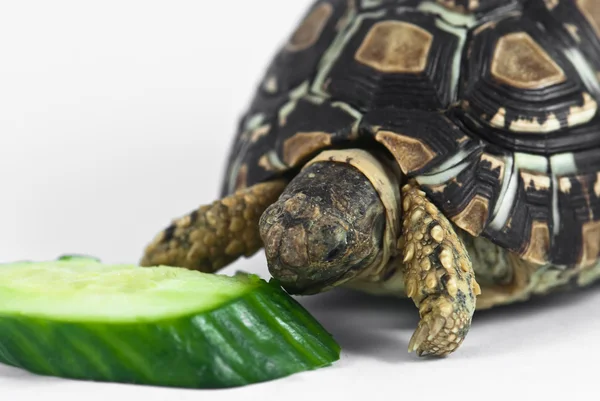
[272,265,357,296]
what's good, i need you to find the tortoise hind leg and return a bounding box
[140,180,287,272]
[400,181,481,357]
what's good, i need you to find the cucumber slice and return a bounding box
[0,257,340,388]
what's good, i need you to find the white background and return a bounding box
[1,1,599,400]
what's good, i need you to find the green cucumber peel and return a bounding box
[0,257,340,388]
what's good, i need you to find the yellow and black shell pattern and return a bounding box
[221,0,600,268]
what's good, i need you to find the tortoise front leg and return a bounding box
[140,180,287,272]
[400,181,481,357]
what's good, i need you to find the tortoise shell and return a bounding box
[221,0,600,268]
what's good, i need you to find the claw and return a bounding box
[408,323,428,353]
[428,317,446,341]
[417,349,431,357]
[409,296,472,357]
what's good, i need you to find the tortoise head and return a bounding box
[259,149,398,295]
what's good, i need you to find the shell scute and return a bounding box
[223,0,600,267]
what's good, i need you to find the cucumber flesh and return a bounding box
[0,257,340,388]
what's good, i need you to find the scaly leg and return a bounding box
[401,181,481,357]
[140,180,286,272]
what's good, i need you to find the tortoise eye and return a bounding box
[325,243,346,261]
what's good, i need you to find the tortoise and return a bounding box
[140,0,600,357]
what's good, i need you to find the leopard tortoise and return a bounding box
[141,0,600,357]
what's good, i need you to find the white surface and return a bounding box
[0,1,599,400]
